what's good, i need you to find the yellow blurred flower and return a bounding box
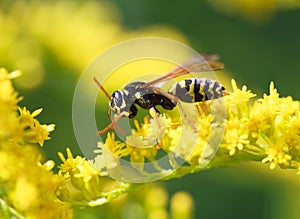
[208,0,300,23]
[0,0,188,89]
[9,177,39,211]
[0,68,71,218]
[170,191,194,219]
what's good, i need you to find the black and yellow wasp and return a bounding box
[94,53,227,135]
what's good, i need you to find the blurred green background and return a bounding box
[1,0,300,218]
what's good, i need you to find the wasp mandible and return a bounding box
[94,53,228,135]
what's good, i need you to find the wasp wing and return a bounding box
[140,53,224,88]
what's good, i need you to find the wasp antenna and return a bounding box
[93,77,111,100]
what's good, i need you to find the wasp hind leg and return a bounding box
[176,101,199,133]
[149,106,161,130]
[152,87,198,133]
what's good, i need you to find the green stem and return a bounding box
[163,148,266,180]
[0,198,25,219]
[83,183,142,207]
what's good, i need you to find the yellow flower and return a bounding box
[18,107,55,146]
[256,82,282,124]
[58,148,88,176]
[227,79,256,104]
[248,102,270,139]
[222,116,250,156]
[9,176,39,211]
[262,146,292,169]
[168,126,203,163]
[286,111,300,133]
[225,79,255,118]
[198,114,214,140]
[38,160,56,171]
[126,142,158,165]
[222,80,254,156]
[148,113,173,141]
[93,142,120,176]
[93,133,128,175]
[126,130,157,167]
[124,115,176,167]
[0,150,15,180]
[0,69,70,218]
[0,69,21,141]
[280,96,299,117]
[1,143,70,219]
[74,161,99,183]
[0,69,21,112]
[131,118,152,137]
[248,82,287,140]
[283,111,300,155]
[128,119,158,147]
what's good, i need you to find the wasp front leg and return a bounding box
[97,110,128,136]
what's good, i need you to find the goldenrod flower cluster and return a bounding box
[224,80,300,169]
[91,78,300,179]
[1,67,299,216]
[0,69,72,218]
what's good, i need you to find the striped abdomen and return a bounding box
[168,78,225,103]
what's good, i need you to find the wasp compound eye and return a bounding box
[111,91,122,106]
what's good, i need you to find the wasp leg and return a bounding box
[149,107,163,149]
[149,106,161,129]
[152,87,198,133]
[176,102,198,133]
[128,104,138,118]
[223,90,231,96]
[97,124,113,135]
[97,110,127,136]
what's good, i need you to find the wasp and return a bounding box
[94,53,228,135]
